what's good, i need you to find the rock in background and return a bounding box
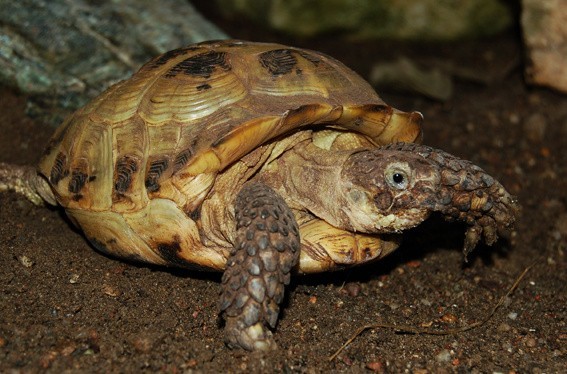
[522,0,567,94]
[0,0,228,126]
[214,0,512,40]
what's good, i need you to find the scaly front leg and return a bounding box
[219,183,300,350]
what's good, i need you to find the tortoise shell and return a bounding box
[37,40,422,272]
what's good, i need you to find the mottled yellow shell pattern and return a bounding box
[37,40,422,272]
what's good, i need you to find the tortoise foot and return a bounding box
[219,183,300,351]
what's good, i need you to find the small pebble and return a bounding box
[60,344,76,356]
[39,351,58,369]
[132,336,153,353]
[406,260,421,268]
[388,303,399,310]
[525,337,537,348]
[69,274,80,284]
[102,284,121,297]
[497,323,511,332]
[507,312,518,320]
[436,349,452,363]
[343,282,361,297]
[185,359,198,368]
[18,255,34,268]
[420,320,434,328]
[341,355,353,366]
[509,112,520,124]
[366,360,385,372]
[440,313,458,324]
[523,113,547,142]
[400,306,414,317]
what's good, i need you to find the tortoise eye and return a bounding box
[385,164,410,190]
[393,173,404,184]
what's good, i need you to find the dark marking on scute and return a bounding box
[68,170,88,194]
[259,49,297,76]
[173,148,193,172]
[297,50,321,66]
[50,152,69,185]
[196,83,211,91]
[157,236,190,266]
[114,155,138,194]
[166,51,230,78]
[146,46,200,69]
[362,247,373,260]
[145,180,159,193]
[145,158,169,193]
[71,194,83,201]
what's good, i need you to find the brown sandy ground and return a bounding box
[1,25,566,373]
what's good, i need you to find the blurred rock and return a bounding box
[369,57,453,101]
[522,0,567,93]
[0,0,228,126]
[523,113,547,143]
[215,0,512,40]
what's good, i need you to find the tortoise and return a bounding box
[0,40,519,351]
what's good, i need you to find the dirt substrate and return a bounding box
[0,29,566,372]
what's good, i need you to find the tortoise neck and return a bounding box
[257,141,355,229]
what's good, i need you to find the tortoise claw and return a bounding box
[463,224,482,261]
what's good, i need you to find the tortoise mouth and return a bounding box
[370,207,431,233]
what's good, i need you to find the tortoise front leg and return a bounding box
[219,183,300,350]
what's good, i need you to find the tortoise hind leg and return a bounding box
[219,183,300,350]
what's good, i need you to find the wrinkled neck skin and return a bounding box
[258,141,519,258]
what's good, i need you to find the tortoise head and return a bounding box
[340,143,520,257]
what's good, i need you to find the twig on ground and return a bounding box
[329,263,535,361]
